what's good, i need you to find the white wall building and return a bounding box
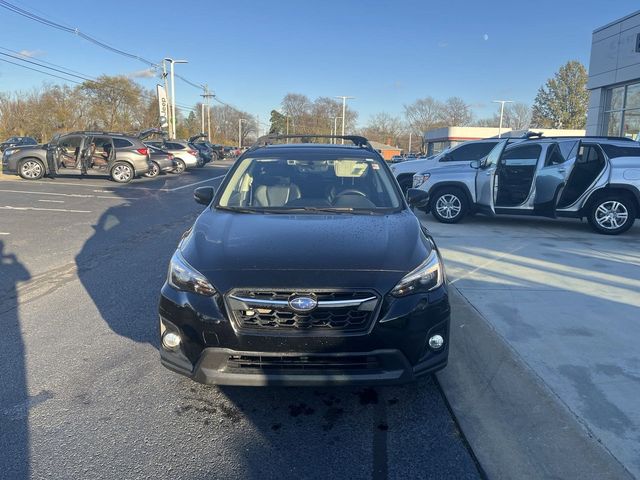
[586,10,640,139]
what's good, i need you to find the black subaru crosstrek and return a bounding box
[158,135,449,386]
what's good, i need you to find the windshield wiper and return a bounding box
[215,205,264,214]
[278,207,376,214]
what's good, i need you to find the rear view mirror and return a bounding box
[194,186,215,205]
[406,188,429,208]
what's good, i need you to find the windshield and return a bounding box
[217,154,402,212]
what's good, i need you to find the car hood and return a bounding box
[180,209,432,292]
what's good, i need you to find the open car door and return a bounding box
[474,139,509,215]
[45,134,61,177]
[533,140,580,217]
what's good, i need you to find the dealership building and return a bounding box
[586,10,640,138]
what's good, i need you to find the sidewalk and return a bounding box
[422,213,640,478]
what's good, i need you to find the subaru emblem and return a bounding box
[288,294,318,313]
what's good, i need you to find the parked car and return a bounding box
[390,139,501,193]
[2,131,152,183]
[146,140,202,171]
[145,145,179,177]
[201,141,225,161]
[414,136,640,234]
[157,134,447,386]
[188,134,213,163]
[0,136,37,152]
[389,155,405,163]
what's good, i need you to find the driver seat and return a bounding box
[254,180,301,207]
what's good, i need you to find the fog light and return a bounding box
[162,332,181,349]
[428,334,444,350]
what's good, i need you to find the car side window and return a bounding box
[600,144,640,159]
[444,143,496,162]
[544,143,566,166]
[500,144,542,166]
[113,138,133,148]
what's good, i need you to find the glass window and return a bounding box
[605,111,622,136]
[113,138,133,148]
[622,109,640,140]
[609,86,625,111]
[446,142,498,162]
[600,144,640,158]
[625,84,640,110]
[544,143,566,166]
[218,155,401,211]
[500,144,542,166]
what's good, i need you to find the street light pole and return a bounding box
[332,116,342,143]
[238,118,246,148]
[161,60,171,137]
[408,132,412,153]
[164,58,188,139]
[200,85,215,139]
[335,96,354,144]
[493,100,513,138]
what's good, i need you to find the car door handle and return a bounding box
[558,168,566,173]
[485,172,492,176]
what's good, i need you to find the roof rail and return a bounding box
[250,134,375,152]
[523,135,637,142]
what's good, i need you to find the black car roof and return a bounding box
[248,143,380,159]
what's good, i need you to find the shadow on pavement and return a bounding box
[0,240,32,479]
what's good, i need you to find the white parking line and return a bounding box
[0,232,9,235]
[0,206,91,213]
[38,199,65,203]
[0,189,138,200]
[161,175,226,192]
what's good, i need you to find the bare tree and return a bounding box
[360,113,405,146]
[438,97,473,126]
[404,97,444,133]
[504,102,532,130]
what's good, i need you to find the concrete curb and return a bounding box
[437,286,633,480]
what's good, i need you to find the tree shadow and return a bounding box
[0,240,32,479]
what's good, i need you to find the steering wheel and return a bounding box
[335,189,367,197]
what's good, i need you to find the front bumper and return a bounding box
[158,285,450,386]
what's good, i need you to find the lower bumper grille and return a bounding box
[226,354,381,371]
[226,290,379,333]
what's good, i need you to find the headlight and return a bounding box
[167,250,216,296]
[390,249,444,297]
[3,148,17,157]
[413,173,430,188]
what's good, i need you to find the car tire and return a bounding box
[110,162,134,183]
[144,162,160,178]
[196,157,204,168]
[173,159,186,174]
[211,152,219,162]
[19,158,45,180]
[587,194,636,235]
[430,188,468,224]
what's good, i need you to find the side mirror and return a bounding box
[406,188,429,208]
[470,160,480,169]
[194,186,215,205]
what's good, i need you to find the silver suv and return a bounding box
[412,136,640,235]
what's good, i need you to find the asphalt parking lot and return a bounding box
[0,166,481,480]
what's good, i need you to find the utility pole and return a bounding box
[332,116,342,143]
[408,131,412,153]
[164,58,188,139]
[200,85,215,139]
[256,114,260,139]
[493,100,513,138]
[238,118,246,148]
[335,96,354,144]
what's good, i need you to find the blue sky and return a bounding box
[0,0,638,128]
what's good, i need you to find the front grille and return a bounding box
[226,290,379,334]
[226,354,380,371]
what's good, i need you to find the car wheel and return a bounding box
[587,195,636,235]
[430,188,468,224]
[19,159,45,180]
[144,162,160,178]
[111,162,134,183]
[173,159,186,174]
[211,152,219,162]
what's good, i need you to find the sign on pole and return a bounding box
[157,84,169,128]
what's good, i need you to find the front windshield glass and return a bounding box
[217,154,402,211]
